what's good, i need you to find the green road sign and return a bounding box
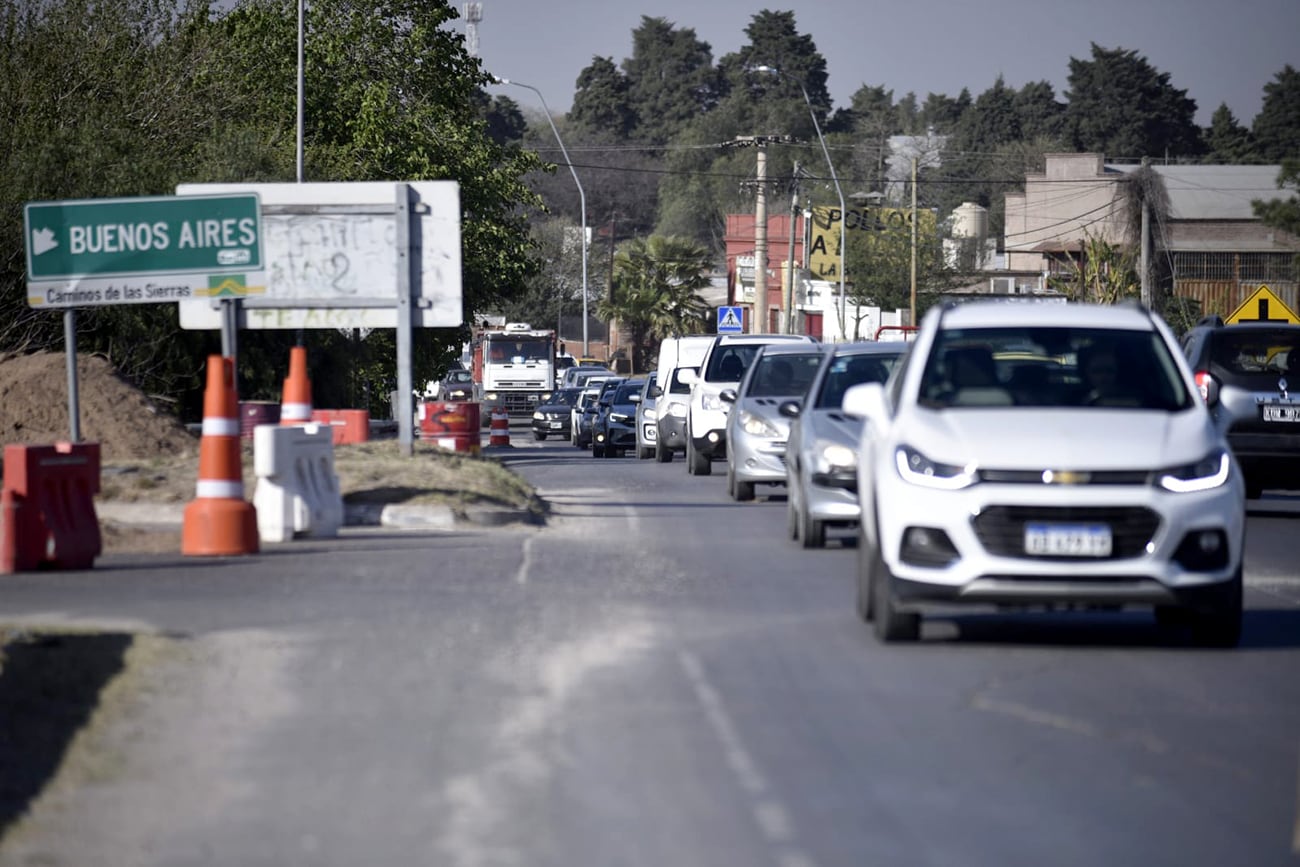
[24,194,264,308]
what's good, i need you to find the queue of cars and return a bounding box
[526,304,1266,647]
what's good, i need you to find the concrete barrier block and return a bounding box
[253,423,343,543]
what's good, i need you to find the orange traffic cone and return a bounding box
[182,355,258,556]
[280,346,313,425]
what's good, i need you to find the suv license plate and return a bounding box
[1024,523,1112,557]
[1262,404,1300,422]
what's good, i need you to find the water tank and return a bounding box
[951,202,988,240]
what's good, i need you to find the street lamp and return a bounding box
[752,65,846,341]
[491,76,589,357]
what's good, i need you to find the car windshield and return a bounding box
[547,389,580,407]
[446,370,472,383]
[1210,328,1300,376]
[917,326,1193,411]
[704,345,765,383]
[817,351,904,408]
[746,352,823,397]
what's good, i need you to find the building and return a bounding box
[1002,153,1299,315]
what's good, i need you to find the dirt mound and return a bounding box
[0,351,197,461]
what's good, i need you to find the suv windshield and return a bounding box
[918,326,1193,411]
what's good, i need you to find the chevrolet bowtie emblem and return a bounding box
[1042,470,1090,485]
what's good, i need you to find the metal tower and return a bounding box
[463,3,482,57]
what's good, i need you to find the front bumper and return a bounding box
[872,464,1245,612]
[531,413,570,437]
[602,420,637,449]
[804,467,860,524]
[658,415,687,452]
[729,427,788,484]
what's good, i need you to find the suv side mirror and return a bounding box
[649,386,663,398]
[778,400,802,419]
[678,368,698,386]
[720,388,738,404]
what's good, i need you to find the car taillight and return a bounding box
[1194,371,1213,402]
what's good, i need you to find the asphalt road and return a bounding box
[1,430,1298,867]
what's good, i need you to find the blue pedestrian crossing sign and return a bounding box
[717,305,744,333]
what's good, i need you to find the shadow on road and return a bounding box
[0,631,132,838]
[937,608,1300,649]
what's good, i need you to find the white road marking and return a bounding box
[678,650,819,867]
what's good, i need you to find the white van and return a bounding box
[680,333,817,475]
[652,335,716,462]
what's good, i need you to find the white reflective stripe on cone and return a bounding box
[281,402,312,421]
[202,417,241,437]
[196,479,245,499]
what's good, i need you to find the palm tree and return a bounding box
[598,235,714,371]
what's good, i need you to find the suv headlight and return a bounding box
[644,408,658,422]
[895,445,976,490]
[702,392,725,411]
[532,411,545,420]
[667,402,687,418]
[1158,449,1230,493]
[739,410,780,437]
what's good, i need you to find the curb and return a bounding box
[97,500,535,532]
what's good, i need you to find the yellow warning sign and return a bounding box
[1226,285,1300,324]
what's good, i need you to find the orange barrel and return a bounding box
[240,401,281,439]
[420,401,480,441]
[488,409,510,446]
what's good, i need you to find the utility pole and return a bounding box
[1140,157,1152,308]
[785,163,801,334]
[754,145,769,334]
[725,135,791,335]
[909,156,918,330]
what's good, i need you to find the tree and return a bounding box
[656,11,830,248]
[568,56,636,141]
[0,0,544,419]
[716,10,830,133]
[1013,80,1066,143]
[598,235,713,371]
[953,77,1022,150]
[1046,233,1140,303]
[1253,159,1300,252]
[919,89,970,134]
[1064,44,1203,160]
[482,94,527,145]
[622,16,721,145]
[1252,65,1300,162]
[1204,104,1257,163]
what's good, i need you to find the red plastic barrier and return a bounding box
[1,442,102,573]
[310,409,371,445]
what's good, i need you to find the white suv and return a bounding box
[681,333,816,476]
[844,301,1245,646]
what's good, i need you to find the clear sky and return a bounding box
[466,0,1298,127]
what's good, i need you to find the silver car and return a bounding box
[722,344,825,501]
[783,342,907,547]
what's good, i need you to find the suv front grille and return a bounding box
[972,505,1160,560]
